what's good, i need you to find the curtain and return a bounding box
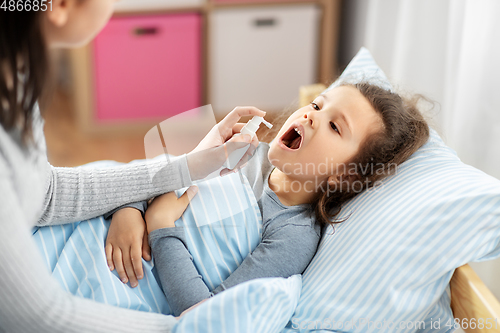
[341,0,500,298]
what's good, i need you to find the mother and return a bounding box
[0,0,262,331]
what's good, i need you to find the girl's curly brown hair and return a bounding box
[313,82,430,226]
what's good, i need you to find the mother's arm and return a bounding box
[38,155,192,226]
[38,106,265,226]
[0,169,177,333]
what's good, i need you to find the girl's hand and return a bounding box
[187,106,265,180]
[145,186,199,233]
[105,207,151,288]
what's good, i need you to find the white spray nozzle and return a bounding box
[223,116,272,170]
[240,116,273,137]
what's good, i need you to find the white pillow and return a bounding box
[173,275,302,333]
[283,48,500,332]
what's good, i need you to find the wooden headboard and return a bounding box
[299,84,500,333]
[451,264,500,332]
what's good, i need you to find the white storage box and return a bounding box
[209,4,320,116]
[113,0,205,12]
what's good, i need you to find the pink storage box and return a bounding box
[93,14,201,122]
[213,0,313,3]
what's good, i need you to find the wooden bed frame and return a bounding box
[299,84,500,333]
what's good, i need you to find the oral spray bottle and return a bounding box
[226,116,273,170]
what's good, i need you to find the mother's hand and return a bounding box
[187,106,265,180]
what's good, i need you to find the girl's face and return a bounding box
[268,85,383,185]
[44,0,119,48]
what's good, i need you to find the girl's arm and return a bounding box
[148,227,212,317]
[211,220,320,293]
[105,207,151,288]
[150,221,320,316]
[146,193,320,316]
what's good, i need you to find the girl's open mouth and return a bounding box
[280,123,304,150]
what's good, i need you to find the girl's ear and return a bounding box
[327,175,337,187]
[327,173,360,187]
[46,0,76,27]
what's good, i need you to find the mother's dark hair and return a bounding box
[0,10,48,144]
[314,82,430,226]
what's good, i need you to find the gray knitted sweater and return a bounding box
[0,107,190,332]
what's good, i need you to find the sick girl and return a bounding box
[107,82,430,316]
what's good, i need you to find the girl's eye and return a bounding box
[311,102,320,111]
[330,121,339,134]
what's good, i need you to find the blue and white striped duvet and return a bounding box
[33,216,170,313]
[32,165,262,316]
[173,275,302,333]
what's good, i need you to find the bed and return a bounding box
[33,47,500,333]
